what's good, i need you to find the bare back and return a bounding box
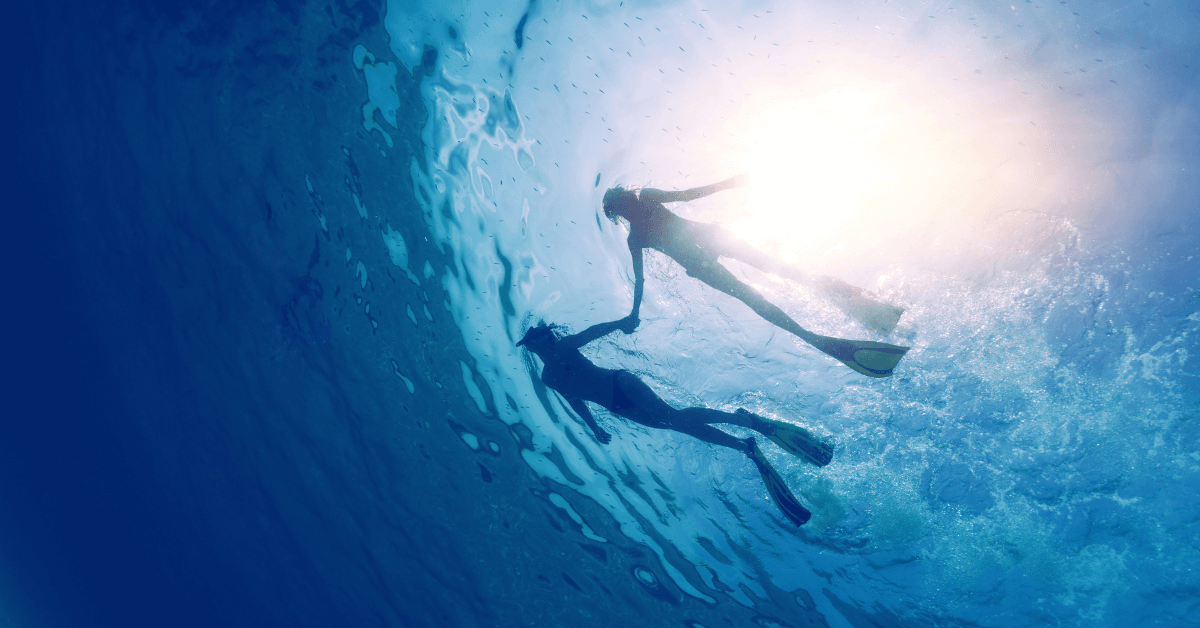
[625,198,719,273]
[539,345,616,408]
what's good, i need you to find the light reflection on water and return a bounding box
[366,1,1200,624]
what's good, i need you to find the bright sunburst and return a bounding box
[734,88,891,250]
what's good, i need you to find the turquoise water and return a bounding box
[4,1,1198,626]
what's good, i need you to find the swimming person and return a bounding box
[602,175,910,378]
[518,317,832,526]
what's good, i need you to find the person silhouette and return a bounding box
[518,318,831,526]
[602,175,909,378]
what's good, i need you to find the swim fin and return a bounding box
[746,438,811,526]
[814,335,909,378]
[847,300,905,336]
[823,279,905,335]
[738,409,833,467]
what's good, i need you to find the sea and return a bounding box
[4,1,1199,626]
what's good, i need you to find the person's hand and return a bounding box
[617,315,640,334]
[593,427,612,444]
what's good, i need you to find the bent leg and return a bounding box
[713,233,802,281]
[614,372,750,453]
[685,259,822,345]
[699,227,905,335]
[666,419,751,453]
[677,406,751,427]
[688,222,811,285]
[686,261,909,376]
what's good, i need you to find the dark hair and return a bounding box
[517,321,563,347]
[602,186,637,219]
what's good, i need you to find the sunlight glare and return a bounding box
[734,89,889,254]
[713,80,1024,273]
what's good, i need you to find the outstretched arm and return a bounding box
[639,173,749,204]
[567,397,612,444]
[559,244,643,352]
[560,317,631,350]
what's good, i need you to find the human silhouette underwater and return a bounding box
[602,174,909,378]
[518,317,831,526]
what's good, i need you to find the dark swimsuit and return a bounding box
[611,370,635,412]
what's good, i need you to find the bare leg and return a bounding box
[684,258,824,345]
[613,372,750,453]
[677,407,752,427]
[704,229,802,281]
[668,419,753,453]
[696,226,905,335]
[613,373,811,525]
[682,259,908,377]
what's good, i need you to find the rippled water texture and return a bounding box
[383,1,1200,625]
[8,1,1199,627]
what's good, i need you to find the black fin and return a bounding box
[747,439,811,526]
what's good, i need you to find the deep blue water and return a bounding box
[5,1,1200,627]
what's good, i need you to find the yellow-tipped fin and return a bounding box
[815,337,909,378]
[738,409,833,466]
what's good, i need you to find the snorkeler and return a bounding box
[518,317,832,526]
[602,175,910,378]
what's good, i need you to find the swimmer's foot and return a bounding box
[737,409,833,467]
[746,438,811,526]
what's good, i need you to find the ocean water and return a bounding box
[4,0,1199,627]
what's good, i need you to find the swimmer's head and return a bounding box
[517,321,562,351]
[602,186,637,223]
